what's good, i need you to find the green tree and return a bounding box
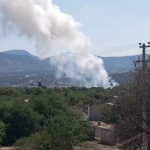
[0,121,6,145]
[16,113,91,150]
[0,99,41,146]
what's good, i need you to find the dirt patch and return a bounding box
[0,147,14,150]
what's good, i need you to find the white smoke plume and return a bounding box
[0,0,112,87]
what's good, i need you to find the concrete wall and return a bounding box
[94,126,101,140]
[88,105,103,121]
[100,127,116,146]
[70,107,83,116]
[93,126,116,146]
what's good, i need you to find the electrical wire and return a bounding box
[67,43,138,56]
[53,48,137,62]
[50,43,138,58]
[50,43,138,62]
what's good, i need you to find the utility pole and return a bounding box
[134,42,150,150]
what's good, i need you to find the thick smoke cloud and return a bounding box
[0,0,112,87]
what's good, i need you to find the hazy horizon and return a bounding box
[0,0,150,57]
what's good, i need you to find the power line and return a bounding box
[52,47,137,62]
[50,43,138,62]
[77,44,137,57]
[70,43,138,56]
[52,43,138,58]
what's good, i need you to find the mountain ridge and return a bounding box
[2,49,40,60]
[0,49,142,74]
[2,49,31,56]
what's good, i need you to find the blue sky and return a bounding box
[0,0,150,57]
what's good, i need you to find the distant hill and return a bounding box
[0,50,54,73]
[0,49,142,75]
[2,49,40,60]
[98,56,136,74]
[2,49,31,56]
[0,49,145,85]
